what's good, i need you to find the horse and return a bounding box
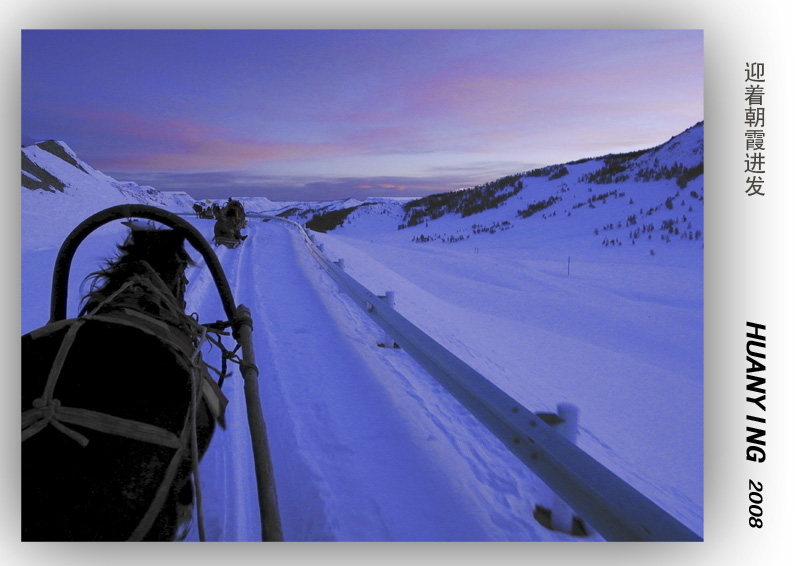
[211,203,222,220]
[21,223,228,541]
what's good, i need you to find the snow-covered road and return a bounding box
[183,218,566,542]
[22,209,701,542]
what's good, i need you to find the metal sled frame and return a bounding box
[213,236,242,249]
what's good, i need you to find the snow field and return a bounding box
[183,219,577,541]
[311,218,703,537]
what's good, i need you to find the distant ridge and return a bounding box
[299,122,703,257]
[21,140,195,250]
[21,139,195,210]
[21,122,703,256]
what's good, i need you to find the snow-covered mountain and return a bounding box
[21,140,194,251]
[22,122,703,260]
[301,122,704,261]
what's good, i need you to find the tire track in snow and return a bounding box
[304,286,552,538]
[184,218,566,541]
[231,221,529,541]
[226,221,344,540]
[183,221,263,541]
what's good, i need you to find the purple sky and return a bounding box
[22,30,703,201]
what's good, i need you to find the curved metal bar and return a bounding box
[233,305,283,541]
[49,204,236,323]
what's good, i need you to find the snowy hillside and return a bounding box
[307,122,704,262]
[21,140,194,251]
[20,124,703,541]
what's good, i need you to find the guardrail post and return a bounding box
[378,291,398,348]
[551,403,581,533]
[336,258,345,270]
[533,403,587,536]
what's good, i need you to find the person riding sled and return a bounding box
[213,205,247,246]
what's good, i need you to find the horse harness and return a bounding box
[22,266,230,541]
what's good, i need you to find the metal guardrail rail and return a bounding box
[260,215,701,542]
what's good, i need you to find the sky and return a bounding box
[21,29,703,201]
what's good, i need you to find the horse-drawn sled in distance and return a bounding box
[192,201,216,219]
[21,204,280,541]
[212,198,248,249]
[192,198,248,248]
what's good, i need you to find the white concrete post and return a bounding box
[381,291,397,348]
[550,403,580,533]
[557,402,579,442]
[337,258,345,270]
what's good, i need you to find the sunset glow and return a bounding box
[22,30,703,200]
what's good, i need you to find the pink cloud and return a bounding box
[398,46,702,145]
[67,106,370,172]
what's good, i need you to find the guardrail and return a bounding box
[258,214,701,542]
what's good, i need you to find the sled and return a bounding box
[27,204,281,541]
[213,234,247,249]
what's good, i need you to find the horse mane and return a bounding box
[80,227,195,318]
